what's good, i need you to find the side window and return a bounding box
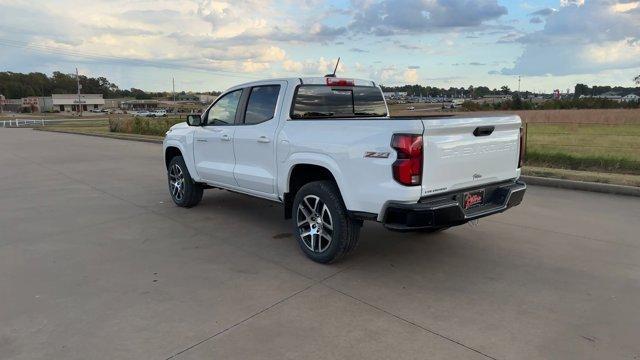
[244,85,281,125]
[206,89,242,126]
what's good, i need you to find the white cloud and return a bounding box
[560,0,584,7]
[282,60,304,73]
[281,57,344,75]
[502,0,640,76]
[242,61,270,73]
[366,65,421,85]
[403,68,419,83]
[585,38,640,65]
[0,0,343,76]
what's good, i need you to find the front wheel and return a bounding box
[167,155,203,208]
[293,181,361,264]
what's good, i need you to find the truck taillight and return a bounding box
[391,134,423,186]
[518,126,524,168]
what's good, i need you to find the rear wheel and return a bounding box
[167,156,203,208]
[293,181,361,264]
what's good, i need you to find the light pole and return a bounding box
[76,68,83,116]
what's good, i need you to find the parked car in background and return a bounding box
[163,77,526,263]
[136,110,151,117]
[152,109,167,117]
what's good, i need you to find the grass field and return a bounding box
[108,116,183,136]
[525,122,640,175]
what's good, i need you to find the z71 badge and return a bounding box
[364,151,390,158]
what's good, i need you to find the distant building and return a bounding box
[52,94,105,112]
[622,93,639,102]
[104,98,133,109]
[382,91,408,99]
[478,95,511,104]
[21,97,53,112]
[1,97,22,113]
[594,91,622,102]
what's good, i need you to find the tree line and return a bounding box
[382,83,640,99]
[0,71,218,100]
[574,83,640,98]
[380,84,515,98]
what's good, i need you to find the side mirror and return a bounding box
[186,114,202,126]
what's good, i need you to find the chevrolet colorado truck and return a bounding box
[163,77,526,263]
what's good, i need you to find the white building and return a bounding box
[622,93,639,102]
[382,91,408,99]
[52,94,105,112]
[594,91,622,102]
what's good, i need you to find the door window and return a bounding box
[207,90,242,125]
[244,85,281,125]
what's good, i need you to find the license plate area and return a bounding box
[463,189,485,210]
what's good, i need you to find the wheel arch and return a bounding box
[164,139,200,182]
[283,159,351,219]
[165,146,182,168]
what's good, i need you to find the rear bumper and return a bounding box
[382,180,526,231]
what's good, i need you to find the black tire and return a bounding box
[167,155,203,208]
[292,181,361,264]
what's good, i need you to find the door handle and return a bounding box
[473,126,495,137]
[221,134,231,141]
[196,139,208,142]
[257,136,271,143]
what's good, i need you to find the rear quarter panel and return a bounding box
[278,119,425,215]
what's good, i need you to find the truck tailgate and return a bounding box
[420,115,521,197]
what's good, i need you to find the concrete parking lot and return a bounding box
[1,128,639,360]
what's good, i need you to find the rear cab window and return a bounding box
[291,85,387,119]
[244,85,281,125]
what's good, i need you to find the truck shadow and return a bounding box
[188,189,478,273]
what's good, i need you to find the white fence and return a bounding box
[1,118,92,128]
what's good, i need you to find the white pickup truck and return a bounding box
[163,77,526,263]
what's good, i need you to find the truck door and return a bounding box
[233,82,286,196]
[193,89,243,186]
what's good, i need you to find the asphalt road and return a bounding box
[1,129,639,360]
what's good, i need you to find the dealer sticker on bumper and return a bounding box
[463,189,485,210]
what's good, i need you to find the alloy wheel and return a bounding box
[296,195,334,253]
[168,163,185,201]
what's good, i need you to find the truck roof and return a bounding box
[227,77,377,92]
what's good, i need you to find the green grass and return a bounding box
[524,123,640,175]
[109,117,183,137]
[522,166,640,187]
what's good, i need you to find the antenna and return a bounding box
[325,57,340,77]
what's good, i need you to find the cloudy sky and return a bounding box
[1,0,639,92]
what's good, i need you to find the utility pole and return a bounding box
[76,67,83,116]
[518,76,521,95]
[172,77,175,102]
